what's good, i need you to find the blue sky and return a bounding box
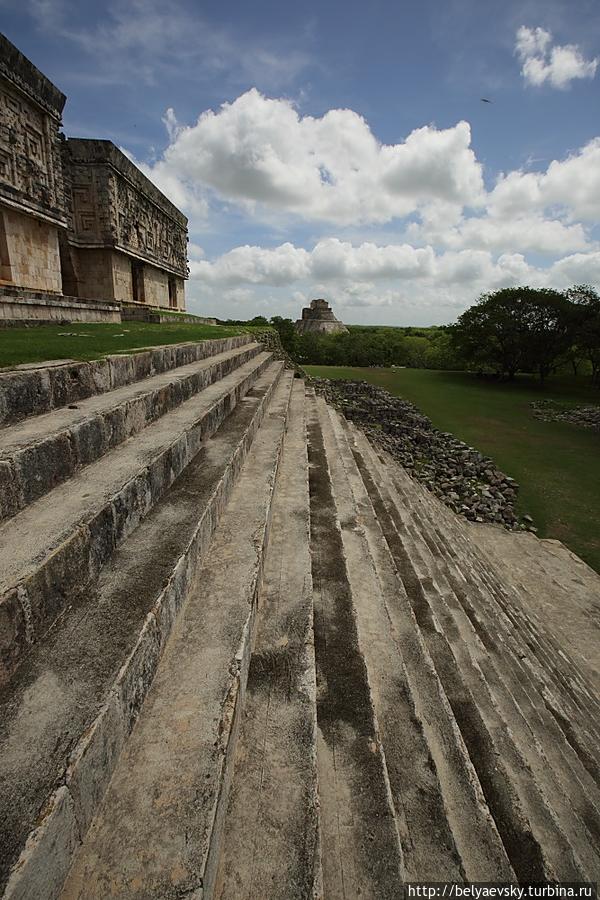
[3,0,600,323]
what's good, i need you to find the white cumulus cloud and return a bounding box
[185,236,600,323]
[515,26,597,89]
[489,138,600,222]
[140,89,484,226]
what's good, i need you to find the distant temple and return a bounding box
[0,33,188,324]
[295,298,349,335]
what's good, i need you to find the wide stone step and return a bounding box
[0,342,262,521]
[467,523,600,693]
[214,381,322,900]
[382,451,600,767]
[57,371,294,900]
[0,361,286,900]
[394,472,600,775]
[0,351,273,684]
[361,433,600,752]
[305,390,405,899]
[321,402,514,882]
[0,334,254,425]
[356,434,600,748]
[348,424,600,880]
[386,490,600,861]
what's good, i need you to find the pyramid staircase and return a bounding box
[0,345,598,899]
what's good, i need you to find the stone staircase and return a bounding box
[0,353,598,899]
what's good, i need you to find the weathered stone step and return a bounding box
[214,380,322,900]
[57,371,294,900]
[0,334,254,426]
[305,390,405,899]
[0,342,262,521]
[395,475,600,779]
[468,523,600,694]
[369,478,600,879]
[383,453,600,770]
[378,466,600,859]
[322,403,514,882]
[348,426,600,880]
[356,434,600,749]
[0,361,286,900]
[358,432,600,760]
[361,434,600,751]
[0,351,273,684]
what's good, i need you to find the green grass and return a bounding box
[306,365,600,574]
[0,321,261,368]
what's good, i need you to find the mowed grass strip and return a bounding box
[305,365,600,575]
[0,321,264,368]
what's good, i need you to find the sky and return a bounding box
[2,0,600,325]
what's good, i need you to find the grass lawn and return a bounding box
[0,321,267,368]
[306,365,600,575]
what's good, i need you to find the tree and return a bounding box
[567,285,600,384]
[269,316,298,355]
[451,287,573,380]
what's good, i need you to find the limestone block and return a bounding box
[87,503,117,579]
[0,459,22,519]
[2,788,80,900]
[14,432,75,506]
[113,612,162,733]
[23,526,91,638]
[66,695,128,836]
[0,588,28,684]
[0,367,53,421]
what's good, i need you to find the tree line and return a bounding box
[219,284,600,382]
[450,285,600,383]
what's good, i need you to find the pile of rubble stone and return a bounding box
[313,377,529,531]
[531,399,600,432]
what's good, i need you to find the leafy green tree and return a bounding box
[269,316,298,354]
[567,285,600,384]
[424,330,463,370]
[451,287,573,381]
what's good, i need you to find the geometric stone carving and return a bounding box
[0,34,66,225]
[64,139,188,279]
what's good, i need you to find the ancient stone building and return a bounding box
[295,298,349,334]
[62,139,188,310]
[0,34,188,323]
[0,34,67,296]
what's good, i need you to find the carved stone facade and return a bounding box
[295,298,349,334]
[0,33,66,294]
[62,139,188,309]
[0,34,188,317]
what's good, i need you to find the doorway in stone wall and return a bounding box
[131,261,145,303]
[0,210,13,284]
[168,275,177,308]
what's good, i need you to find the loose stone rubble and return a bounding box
[313,376,526,530]
[531,399,600,432]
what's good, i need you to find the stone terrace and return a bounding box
[0,336,599,899]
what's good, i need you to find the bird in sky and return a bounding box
[480,98,493,103]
